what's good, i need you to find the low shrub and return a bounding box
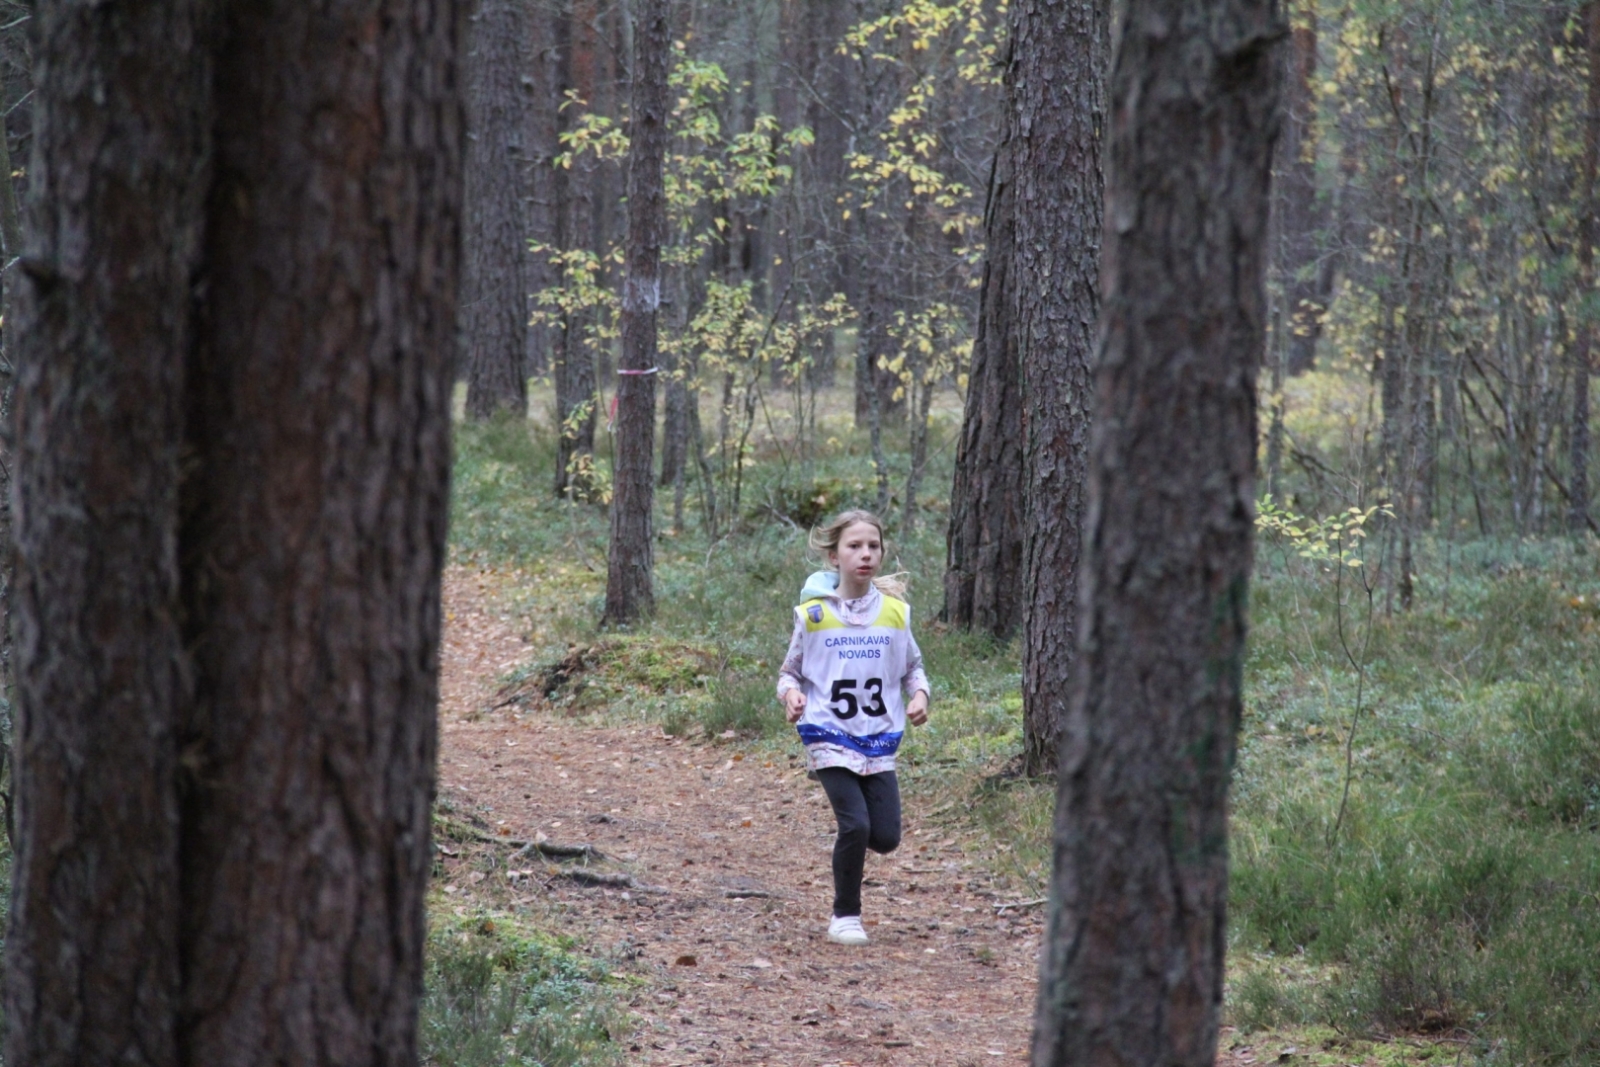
[420,913,622,1067]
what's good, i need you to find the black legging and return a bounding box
[816,767,902,918]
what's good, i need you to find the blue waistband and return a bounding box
[796,724,903,758]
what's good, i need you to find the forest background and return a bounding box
[1,0,1600,1064]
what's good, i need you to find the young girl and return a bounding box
[776,510,930,945]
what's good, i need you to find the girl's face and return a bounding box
[829,521,883,585]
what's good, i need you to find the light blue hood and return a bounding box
[799,570,839,601]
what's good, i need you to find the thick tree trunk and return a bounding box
[5,2,462,1064]
[1016,0,1106,779]
[604,0,669,626]
[943,137,1024,640]
[462,0,532,419]
[175,2,459,1059]
[3,4,208,1059]
[1030,0,1280,1064]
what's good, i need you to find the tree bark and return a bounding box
[1017,0,1107,779]
[553,0,600,499]
[942,133,1024,640]
[1030,0,1280,1064]
[4,3,208,1059]
[462,0,532,419]
[604,0,668,626]
[5,2,462,1064]
[1571,0,1599,535]
[526,0,563,378]
[175,2,459,1059]
[801,0,854,388]
[0,73,26,818]
[657,256,693,496]
[1277,8,1330,376]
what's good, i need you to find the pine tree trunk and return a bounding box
[657,266,691,492]
[462,0,532,419]
[174,2,460,1058]
[4,3,208,1058]
[1030,0,1280,1062]
[803,0,854,389]
[5,2,462,1064]
[553,0,600,499]
[943,135,1024,640]
[604,0,668,626]
[526,0,564,378]
[1572,0,1599,534]
[0,84,25,797]
[1017,0,1107,779]
[1278,12,1329,376]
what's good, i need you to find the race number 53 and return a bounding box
[829,678,887,719]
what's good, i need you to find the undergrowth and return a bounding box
[421,910,624,1067]
[1231,537,1600,1065]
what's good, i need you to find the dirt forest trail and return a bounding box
[436,563,1048,1066]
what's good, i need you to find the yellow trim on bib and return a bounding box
[873,596,909,630]
[800,599,847,631]
[798,595,909,632]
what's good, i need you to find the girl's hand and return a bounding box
[783,688,806,724]
[907,691,929,726]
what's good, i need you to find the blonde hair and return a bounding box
[808,509,909,600]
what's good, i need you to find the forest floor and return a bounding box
[432,563,1303,1067]
[437,564,1042,1066]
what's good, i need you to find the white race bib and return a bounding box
[793,595,911,760]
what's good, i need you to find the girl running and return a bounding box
[776,510,930,945]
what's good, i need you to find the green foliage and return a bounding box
[1233,544,1600,1065]
[1257,497,1391,571]
[1271,0,1596,536]
[450,414,578,570]
[1475,678,1600,829]
[678,283,856,533]
[688,672,791,740]
[420,913,622,1067]
[842,0,1001,233]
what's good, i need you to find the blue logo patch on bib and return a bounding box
[807,604,823,623]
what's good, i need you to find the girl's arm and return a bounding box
[776,610,806,699]
[902,617,930,701]
[902,615,930,725]
[777,611,808,724]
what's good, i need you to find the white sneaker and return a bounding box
[827,915,869,946]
